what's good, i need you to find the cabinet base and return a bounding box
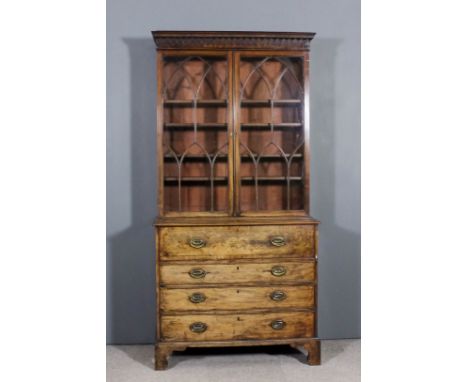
[154,338,321,370]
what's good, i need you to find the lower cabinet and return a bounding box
[154,219,320,370]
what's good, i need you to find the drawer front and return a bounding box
[159,225,314,261]
[160,261,315,285]
[161,311,314,341]
[160,285,314,311]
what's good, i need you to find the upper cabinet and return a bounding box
[153,31,314,217]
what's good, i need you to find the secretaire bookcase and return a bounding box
[152,31,320,370]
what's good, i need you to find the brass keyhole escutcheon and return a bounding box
[270,236,286,247]
[189,237,206,249]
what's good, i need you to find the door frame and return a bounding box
[157,50,235,217]
[232,50,310,217]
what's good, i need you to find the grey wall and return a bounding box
[107,0,360,344]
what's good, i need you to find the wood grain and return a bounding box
[160,260,315,285]
[159,225,314,260]
[160,285,314,311]
[161,311,314,341]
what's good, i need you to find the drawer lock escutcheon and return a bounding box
[270,290,287,301]
[189,292,206,304]
[270,236,286,247]
[188,268,207,279]
[189,237,206,249]
[190,322,208,333]
[271,319,286,330]
[271,265,287,277]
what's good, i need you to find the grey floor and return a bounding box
[107,339,360,382]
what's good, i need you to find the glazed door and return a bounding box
[234,52,310,215]
[158,51,234,216]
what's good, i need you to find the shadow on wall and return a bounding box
[107,38,157,344]
[107,37,360,344]
[310,39,361,339]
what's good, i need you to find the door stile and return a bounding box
[302,51,311,215]
[232,51,241,216]
[156,50,165,216]
[227,51,235,216]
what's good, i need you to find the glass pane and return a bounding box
[238,56,305,212]
[162,55,229,212]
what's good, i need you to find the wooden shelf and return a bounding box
[241,154,302,160]
[241,176,303,182]
[241,123,302,129]
[164,123,228,130]
[164,122,228,132]
[164,177,228,183]
[241,99,302,106]
[164,154,302,161]
[164,154,228,161]
[164,99,227,106]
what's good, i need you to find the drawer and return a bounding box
[160,285,314,311]
[160,261,315,285]
[159,225,315,261]
[161,311,314,341]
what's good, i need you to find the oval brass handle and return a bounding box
[271,319,286,330]
[270,236,286,247]
[270,290,287,301]
[271,265,287,277]
[188,268,207,279]
[189,292,206,303]
[190,322,207,333]
[189,237,206,249]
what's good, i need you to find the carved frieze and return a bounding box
[152,31,315,50]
